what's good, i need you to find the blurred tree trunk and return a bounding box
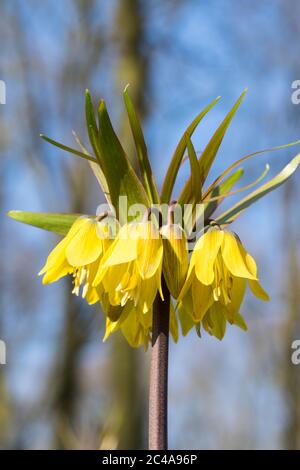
[50,169,92,449]
[103,0,150,450]
[282,244,300,449]
[280,184,300,449]
[114,0,149,167]
[50,0,105,448]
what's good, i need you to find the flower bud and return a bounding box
[161,224,189,299]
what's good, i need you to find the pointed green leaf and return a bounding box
[216,153,300,225]
[161,95,221,204]
[40,134,97,163]
[184,168,244,239]
[85,89,102,161]
[72,130,111,203]
[206,164,270,206]
[123,86,159,204]
[203,139,300,199]
[7,211,82,235]
[204,168,244,220]
[178,90,247,205]
[186,134,202,202]
[97,99,149,221]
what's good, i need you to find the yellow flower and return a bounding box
[178,227,269,338]
[93,221,163,314]
[102,299,179,350]
[39,215,115,304]
[103,301,152,350]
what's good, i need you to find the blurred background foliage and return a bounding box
[1,0,300,449]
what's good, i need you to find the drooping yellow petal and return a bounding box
[136,275,159,314]
[85,286,100,304]
[101,224,137,267]
[42,258,73,284]
[233,312,248,331]
[139,308,152,331]
[226,277,247,321]
[66,219,102,267]
[205,303,227,340]
[191,279,214,322]
[193,228,224,285]
[221,232,257,280]
[121,310,145,348]
[39,236,70,276]
[248,279,270,301]
[243,251,258,278]
[169,302,179,343]
[177,297,195,336]
[39,214,88,275]
[136,223,163,279]
[102,302,132,342]
[155,263,164,301]
[177,265,195,302]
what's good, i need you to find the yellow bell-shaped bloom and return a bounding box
[102,298,179,350]
[178,227,269,338]
[39,215,115,304]
[103,301,152,350]
[160,224,189,299]
[93,221,163,314]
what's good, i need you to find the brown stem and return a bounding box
[148,277,170,450]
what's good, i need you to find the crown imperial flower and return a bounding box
[39,215,116,304]
[9,87,300,349]
[8,85,300,452]
[178,227,269,339]
[94,221,163,312]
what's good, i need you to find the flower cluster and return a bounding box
[11,87,298,349]
[39,212,269,348]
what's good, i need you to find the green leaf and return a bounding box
[216,152,300,225]
[160,95,221,204]
[203,139,300,199]
[207,164,270,205]
[97,99,149,222]
[72,130,111,203]
[184,168,244,239]
[123,86,159,204]
[186,134,202,202]
[204,168,244,220]
[178,89,247,205]
[40,134,97,163]
[7,211,82,235]
[85,89,102,162]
